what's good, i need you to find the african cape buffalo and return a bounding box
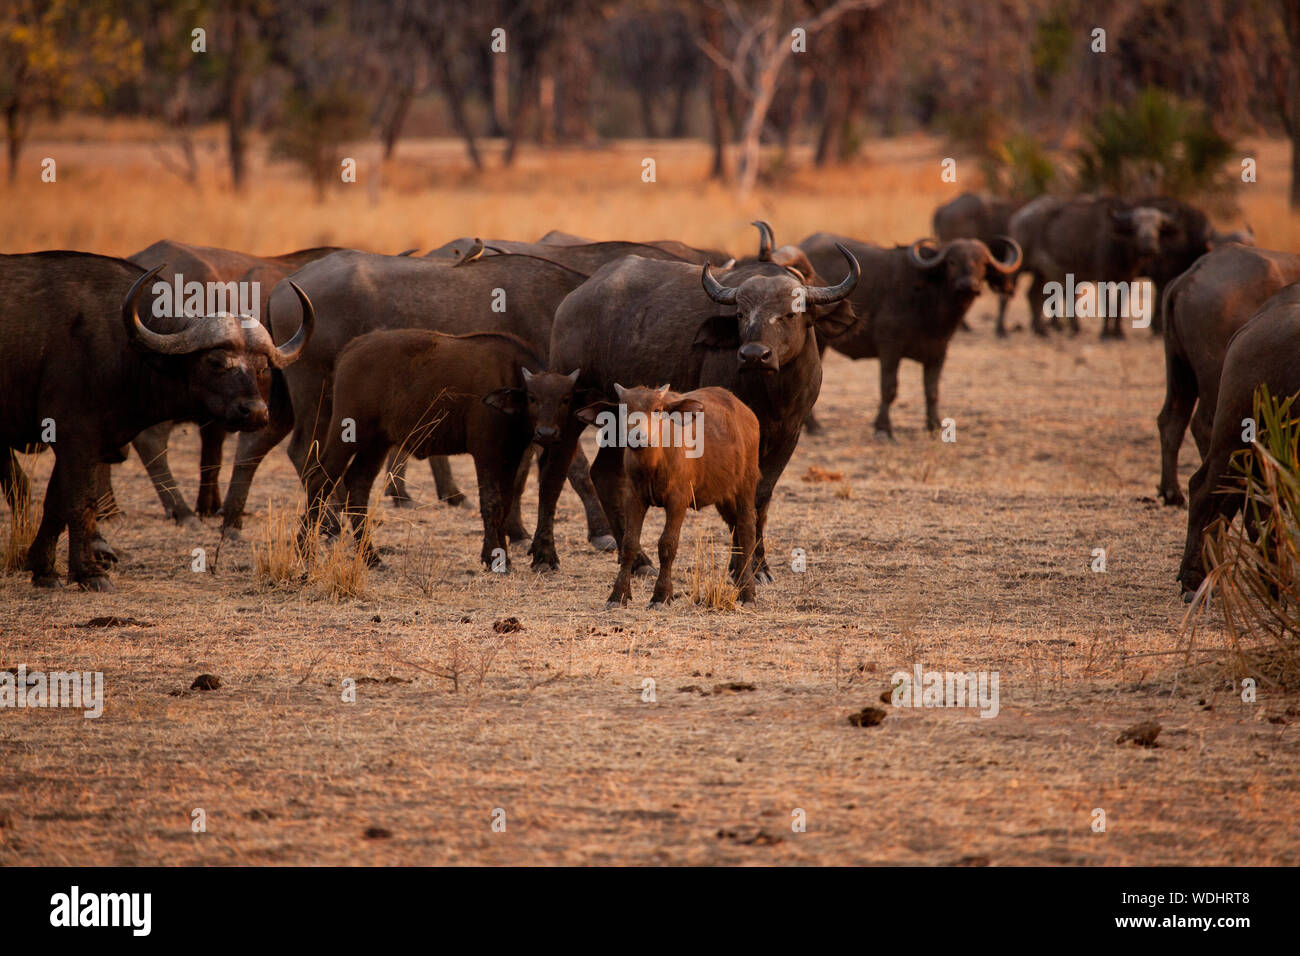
[301,330,583,570]
[125,240,342,526]
[799,233,1022,437]
[1157,244,1300,506]
[1176,283,1300,596]
[1010,195,1174,338]
[576,384,760,609]
[0,252,312,590]
[531,246,860,582]
[932,192,1027,335]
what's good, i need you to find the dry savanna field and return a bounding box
[1,125,1298,865]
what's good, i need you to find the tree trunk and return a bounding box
[703,10,729,180]
[381,84,413,160]
[225,2,249,191]
[5,99,23,184]
[437,55,482,170]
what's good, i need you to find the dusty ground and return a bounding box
[2,303,1298,866]
[1,129,1297,865]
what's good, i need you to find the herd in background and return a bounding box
[0,192,1293,606]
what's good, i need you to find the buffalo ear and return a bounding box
[483,386,525,414]
[812,299,857,340]
[575,400,617,426]
[667,398,705,416]
[693,315,741,350]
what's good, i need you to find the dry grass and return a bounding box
[688,530,740,611]
[1,484,34,574]
[0,123,1298,866]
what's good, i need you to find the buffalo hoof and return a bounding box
[754,568,774,585]
[441,492,467,507]
[221,526,244,543]
[738,594,757,607]
[1160,491,1186,508]
[633,563,657,578]
[648,599,670,609]
[176,514,201,531]
[604,599,627,611]
[589,534,618,553]
[388,497,419,510]
[32,574,62,589]
[78,575,114,592]
[507,529,532,544]
[91,542,118,564]
[873,430,896,443]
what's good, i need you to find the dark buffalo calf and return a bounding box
[300,330,580,570]
[578,385,760,609]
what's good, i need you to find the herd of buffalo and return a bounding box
[0,191,1292,606]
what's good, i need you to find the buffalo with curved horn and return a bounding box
[0,251,313,591]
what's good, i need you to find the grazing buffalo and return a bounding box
[254,250,616,551]
[577,384,760,609]
[1157,245,1300,506]
[531,246,860,581]
[0,252,312,590]
[933,193,1027,335]
[125,240,343,526]
[799,233,1022,437]
[301,330,581,570]
[1010,195,1176,337]
[1176,284,1300,596]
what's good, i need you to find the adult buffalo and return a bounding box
[932,193,1027,335]
[530,247,860,581]
[1156,244,1300,506]
[250,250,617,551]
[798,233,1022,437]
[0,252,312,590]
[125,240,343,526]
[1010,195,1177,338]
[1176,283,1300,596]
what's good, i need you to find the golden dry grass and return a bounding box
[0,123,1298,865]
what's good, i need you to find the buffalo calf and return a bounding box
[578,385,760,609]
[300,330,580,570]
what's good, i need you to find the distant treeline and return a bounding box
[3,0,1298,201]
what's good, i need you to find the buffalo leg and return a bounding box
[718,499,758,604]
[222,371,296,535]
[25,458,67,588]
[995,291,1012,337]
[528,426,583,570]
[66,459,111,591]
[607,492,649,607]
[591,443,653,574]
[1157,350,1197,506]
[1177,449,1241,595]
[382,449,416,507]
[429,456,465,506]
[1027,272,1048,336]
[505,447,534,542]
[93,464,122,520]
[341,441,389,567]
[474,456,515,571]
[133,421,196,527]
[567,445,616,549]
[923,358,945,432]
[873,353,901,438]
[196,422,226,516]
[649,497,687,607]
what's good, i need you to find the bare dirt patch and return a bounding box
[2,315,1297,865]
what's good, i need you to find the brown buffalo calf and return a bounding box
[300,330,581,569]
[578,384,760,608]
